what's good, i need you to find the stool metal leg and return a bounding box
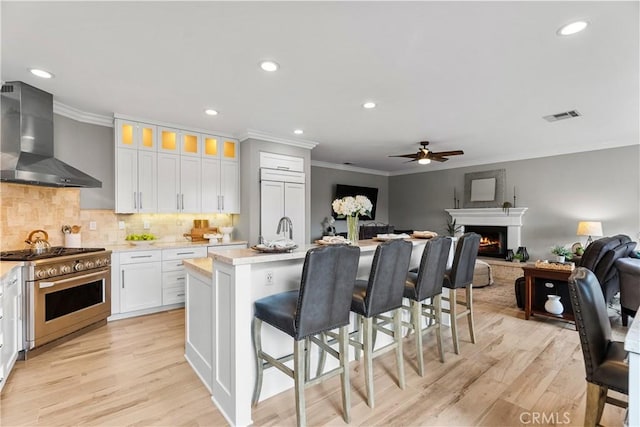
[315,332,327,378]
[434,294,445,362]
[252,318,264,406]
[411,299,424,376]
[338,325,351,423]
[450,288,460,354]
[294,338,306,427]
[363,316,374,408]
[393,307,405,389]
[466,284,476,344]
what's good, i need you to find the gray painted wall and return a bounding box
[310,167,389,241]
[238,138,312,246]
[54,114,114,209]
[389,145,640,261]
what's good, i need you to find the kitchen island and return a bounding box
[182,239,435,427]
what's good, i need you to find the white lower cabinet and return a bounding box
[112,246,208,320]
[119,250,162,313]
[162,247,207,305]
[1,266,22,392]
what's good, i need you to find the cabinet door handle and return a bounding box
[177,277,185,281]
[131,255,153,259]
[122,270,125,289]
[176,293,185,297]
[176,252,193,256]
[181,194,185,210]
[221,195,224,211]
[177,194,180,210]
[133,192,137,209]
[139,192,143,210]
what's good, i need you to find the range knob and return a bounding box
[60,265,72,274]
[85,261,95,269]
[47,267,58,277]
[36,269,48,279]
[74,262,85,272]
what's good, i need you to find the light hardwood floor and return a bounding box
[1,284,627,426]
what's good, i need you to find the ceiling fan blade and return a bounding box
[389,154,418,159]
[429,156,449,162]
[430,150,464,157]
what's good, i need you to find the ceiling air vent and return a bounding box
[543,110,581,122]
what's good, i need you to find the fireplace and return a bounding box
[465,225,507,258]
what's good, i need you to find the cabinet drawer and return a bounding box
[163,269,186,287]
[162,284,185,305]
[162,259,186,272]
[120,250,161,264]
[162,247,207,261]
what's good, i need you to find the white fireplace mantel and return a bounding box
[445,207,528,249]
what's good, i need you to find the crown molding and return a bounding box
[310,160,390,176]
[53,101,113,127]
[239,129,318,150]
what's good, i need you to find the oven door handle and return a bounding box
[38,270,107,289]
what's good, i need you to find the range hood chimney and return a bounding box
[1,81,102,188]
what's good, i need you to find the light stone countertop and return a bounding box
[206,238,431,266]
[182,257,214,277]
[0,261,22,278]
[105,240,247,253]
[625,316,640,354]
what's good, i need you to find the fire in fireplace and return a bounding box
[465,225,508,259]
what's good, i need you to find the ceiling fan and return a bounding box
[389,141,464,164]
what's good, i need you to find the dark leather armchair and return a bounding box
[615,256,640,326]
[567,267,628,426]
[578,234,637,303]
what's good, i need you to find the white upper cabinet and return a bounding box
[115,116,240,214]
[116,119,157,151]
[259,151,303,172]
[115,119,158,213]
[201,134,240,214]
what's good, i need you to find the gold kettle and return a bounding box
[25,229,52,254]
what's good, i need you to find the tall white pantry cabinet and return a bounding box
[259,152,306,247]
[114,116,240,214]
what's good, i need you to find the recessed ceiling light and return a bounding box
[293,129,304,135]
[204,109,219,116]
[557,21,588,36]
[260,60,279,72]
[418,158,431,165]
[29,68,54,79]
[363,102,376,109]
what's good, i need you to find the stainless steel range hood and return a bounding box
[1,81,101,188]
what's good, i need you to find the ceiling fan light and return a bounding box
[418,158,431,165]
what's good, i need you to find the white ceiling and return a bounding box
[2,1,638,173]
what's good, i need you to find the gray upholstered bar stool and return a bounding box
[251,245,360,427]
[402,236,452,375]
[442,232,481,354]
[336,239,412,409]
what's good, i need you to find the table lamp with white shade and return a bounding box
[576,221,603,247]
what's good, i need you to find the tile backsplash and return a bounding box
[0,183,236,251]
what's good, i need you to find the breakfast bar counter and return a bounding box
[182,238,434,427]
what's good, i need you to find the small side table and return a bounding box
[522,266,574,323]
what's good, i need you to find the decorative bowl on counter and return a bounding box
[127,240,156,247]
[125,233,157,246]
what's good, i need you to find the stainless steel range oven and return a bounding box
[0,247,111,354]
